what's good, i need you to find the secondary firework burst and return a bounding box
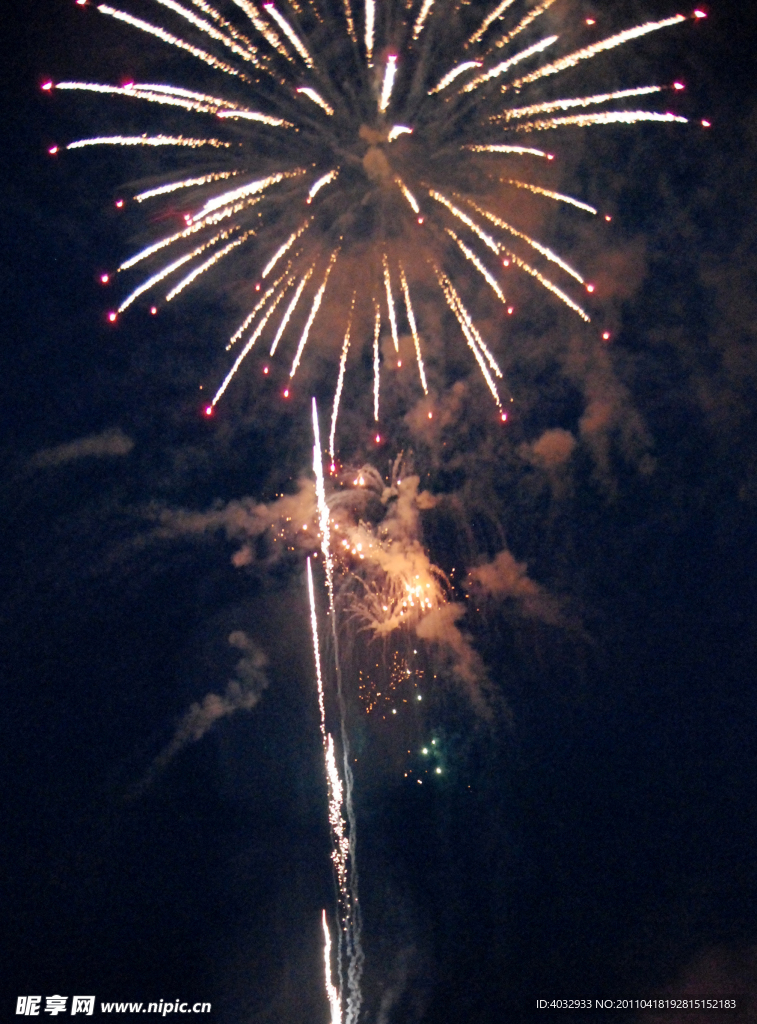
[49,0,702,443]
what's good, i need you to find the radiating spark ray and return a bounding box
[495,86,664,122]
[297,87,335,115]
[379,55,398,113]
[399,267,428,395]
[269,267,313,356]
[494,0,557,49]
[465,198,586,283]
[503,248,591,321]
[216,109,293,126]
[446,228,507,307]
[322,911,341,1024]
[134,171,239,203]
[198,170,304,216]
[503,179,597,214]
[428,61,482,95]
[227,269,290,348]
[395,177,420,214]
[264,4,315,67]
[229,0,290,60]
[330,303,353,463]
[165,230,254,301]
[341,0,356,43]
[364,0,374,63]
[466,0,517,47]
[312,398,334,600]
[383,255,399,352]
[387,125,412,141]
[97,5,250,79]
[67,134,229,149]
[438,267,503,380]
[507,15,686,91]
[150,0,262,65]
[262,220,310,277]
[436,269,502,407]
[514,110,688,132]
[210,276,292,402]
[290,252,339,377]
[465,143,552,158]
[462,34,558,94]
[412,0,434,41]
[428,190,499,254]
[373,301,381,421]
[308,169,339,199]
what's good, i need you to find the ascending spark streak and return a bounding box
[373,302,381,422]
[322,911,341,1024]
[383,256,400,352]
[330,307,353,464]
[506,15,686,91]
[399,267,428,395]
[290,252,339,376]
[379,55,398,113]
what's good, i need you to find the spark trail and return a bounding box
[50,0,702,448]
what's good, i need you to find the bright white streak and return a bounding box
[297,86,335,116]
[514,110,688,132]
[262,219,310,277]
[373,302,381,422]
[428,61,482,95]
[364,0,374,62]
[378,55,398,113]
[446,229,507,307]
[67,134,229,149]
[290,253,338,377]
[503,179,597,214]
[461,35,558,94]
[229,0,290,60]
[383,256,400,352]
[467,199,586,283]
[307,558,327,734]
[211,278,292,403]
[308,169,339,199]
[395,177,420,214]
[322,911,341,1024]
[197,170,300,216]
[465,143,551,158]
[502,247,591,321]
[97,5,247,79]
[312,398,334,602]
[165,231,253,301]
[493,0,557,50]
[217,108,293,126]
[466,0,517,47]
[399,267,428,395]
[150,0,261,65]
[387,125,412,141]
[263,4,315,67]
[227,270,289,348]
[437,264,503,379]
[329,311,353,463]
[428,190,500,255]
[496,86,664,122]
[437,271,502,408]
[134,171,239,203]
[269,267,313,355]
[507,15,686,91]
[412,0,434,40]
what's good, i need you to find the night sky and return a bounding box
[2,2,757,1022]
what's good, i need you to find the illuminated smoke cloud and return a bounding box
[467,549,563,626]
[30,428,134,468]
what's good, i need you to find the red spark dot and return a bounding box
[605,214,612,222]
[184,214,192,224]
[417,217,424,225]
[427,411,433,420]
[263,365,269,374]
[397,359,402,367]
[100,273,110,284]
[507,306,514,315]
[375,434,381,443]
[41,81,53,91]
[48,145,59,155]
[602,331,611,341]
[203,405,213,417]
[306,197,312,204]
[122,80,134,89]
[75,0,87,5]
[283,388,290,398]
[693,9,707,18]
[330,463,336,474]
[701,119,711,127]
[586,283,595,293]
[115,199,124,208]
[502,259,510,267]
[255,283,261,291]
[108,311,117,322]
[500,412,508,422]
[150,306,157,315]
[547,154,555,161]
[673,82,685,90]
[585,17,596,25]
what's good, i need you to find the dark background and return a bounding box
[1,2,757,1021]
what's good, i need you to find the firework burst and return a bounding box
[47,0,703,448]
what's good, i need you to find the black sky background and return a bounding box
[2,2,757,1022]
